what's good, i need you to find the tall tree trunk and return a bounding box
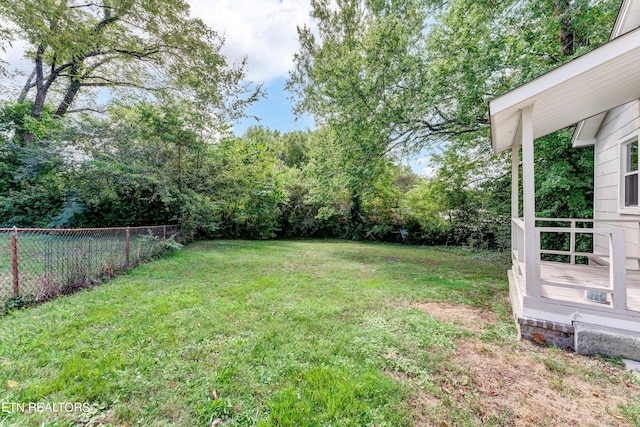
[17,68,36,104]
[556,0,575,56]
[23,45,48,145]
[55,62,81,117]
[348,189,363,240]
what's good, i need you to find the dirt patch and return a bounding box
[411,302,498,334]
[393,301,638,425]
[412,338,638,426]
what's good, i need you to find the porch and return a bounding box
[510,217,640,335]
[509,218,640,359]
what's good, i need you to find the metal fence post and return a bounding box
[11,226,19,297]
[125,227,130,270]
[163,225,166,240]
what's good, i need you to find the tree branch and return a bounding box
[69,3,114,9]
[112,48,161,60]
[66,107,107,114]
[17,68,35,103]
[79,77,156,91]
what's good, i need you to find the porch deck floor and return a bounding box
[518,261,640,312]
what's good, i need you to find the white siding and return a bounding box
[593,100,640,268]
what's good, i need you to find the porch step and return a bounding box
[574,322,640,361]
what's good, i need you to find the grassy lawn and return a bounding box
[0,240,638,426]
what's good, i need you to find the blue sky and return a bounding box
[234,77,314,136]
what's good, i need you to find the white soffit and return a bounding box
[571,112,606,147]
[489,26,640,154]
[612,0,640,39]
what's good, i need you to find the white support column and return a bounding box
[511,145,519,217]
[512,144,522,262]
[610,230,627,310]
[521,105,540,298]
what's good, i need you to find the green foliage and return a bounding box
[138,232,184,253]
[0,0,256,138]
[1,294,34,315]
[288,0,432,236]
[61,102,207,228]
[212,128,288,239]
[0,102,67,227]
[0,0,619,249]
[535,129,594,219]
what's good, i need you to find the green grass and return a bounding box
[0,240,636,426]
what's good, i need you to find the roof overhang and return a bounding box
[612,0,640,42]
[489,26,640,154]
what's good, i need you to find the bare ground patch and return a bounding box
[410,338,639,426]
[393,301,639,426]
[410,301,498,334]
[469,339,633,425]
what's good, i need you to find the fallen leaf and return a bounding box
[212,389,219,400]
[7,380,18,388]
[592,393,599,398]
[212,419,221,427]
[531,333,546,345]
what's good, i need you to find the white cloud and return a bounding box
[188,0,312,83]
[0,40,32,100]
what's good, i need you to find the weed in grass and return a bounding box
[198,396,236,424]
[1,294,34,315]
[594,353,626,368]
[542,356,566,374]
[618,400,640,426]
[549,375,565,391]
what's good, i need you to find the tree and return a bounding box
[0,102,67,226]
[421,0,618,141]
[288,0,431,237]
[211,127,288,239]
[422,0,618,246]
[0,0,258,143]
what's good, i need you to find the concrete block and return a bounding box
[574,322,640,361]
[623,359,640,371]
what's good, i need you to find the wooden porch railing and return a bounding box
[512,218,628,310]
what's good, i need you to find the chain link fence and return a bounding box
[0,225,181,304]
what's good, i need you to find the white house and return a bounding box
[488,0,640,358]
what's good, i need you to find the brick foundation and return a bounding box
[517,316,575,349]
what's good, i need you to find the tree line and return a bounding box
[0,0,619,249]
